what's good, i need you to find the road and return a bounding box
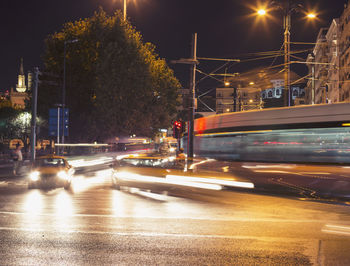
[0,161,350,265]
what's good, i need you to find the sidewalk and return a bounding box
[0,160,30,179]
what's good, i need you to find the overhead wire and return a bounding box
[195,61,231,85]
[193,45,313,90]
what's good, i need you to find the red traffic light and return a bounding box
[173,120,183,139]
[175,121,182,129]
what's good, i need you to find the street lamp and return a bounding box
[124,0,127,20]
[256,1,316,107]
[62,39,78,148]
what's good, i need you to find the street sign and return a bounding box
[49,108,69,137]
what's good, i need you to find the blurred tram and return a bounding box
[185,103,350,164]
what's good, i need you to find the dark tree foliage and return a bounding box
[0,106,19,142]
[40,9,181,142]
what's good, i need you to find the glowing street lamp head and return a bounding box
[307,13,316,19]
[257,9,266,16]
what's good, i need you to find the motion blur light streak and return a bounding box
[69,156,113,167]
[116,172,161,183]
[298,172,332,175]
[242,164,295,169]
[129,188,167,202]
[322,224,350,236]
[116,155,130,160]
[166,175,254,189]
[71,169,111,193]
[116,172,223,190]
[165,175,222,190]
[188,159,215,170]
[252,170,294,174]
[112,189,165,218]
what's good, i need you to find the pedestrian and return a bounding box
[12,144,23,176]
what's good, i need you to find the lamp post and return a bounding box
[123,0,127,20]
[62,39,78,149]
[257,0,316,107]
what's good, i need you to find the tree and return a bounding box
[40,9,181,142]
[0,106,18,144]
[0,108,43,152]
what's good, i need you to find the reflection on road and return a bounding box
[70,169,112,193]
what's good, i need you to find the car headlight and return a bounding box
[57,171,69,180]
[29,171,40,181]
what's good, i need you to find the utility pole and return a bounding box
[283,8,291,107]
[62,39,78,151]
[170,33,199,165]
[312,63,315,104]
[62,41,67,147]
[188,33,197,164]
[30,67,39,162]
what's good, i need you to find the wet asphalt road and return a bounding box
[0,166,350,265]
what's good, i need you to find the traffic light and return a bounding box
[173,120,183,139]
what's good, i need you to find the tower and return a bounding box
[10,58,28,108]
[16,58,27,93]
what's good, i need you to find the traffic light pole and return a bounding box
[30,67,39,162]
[188,33,197,164]
[170,34,198,164]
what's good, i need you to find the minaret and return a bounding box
[16,58,27,93]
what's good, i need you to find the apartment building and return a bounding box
[339,3,350,101]
[326,19,341,103]
[313,28,329,104]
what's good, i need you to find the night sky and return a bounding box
[0,0,347,91]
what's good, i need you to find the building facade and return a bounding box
[10,58,29,108]
[216,87,235,114]
[216,86,261,114]
[313,28,329,104]
[326,19,341,104]
[339,2,350,102]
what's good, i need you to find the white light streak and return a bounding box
[322,224,350,236]
[166,175,254,189]
[116,172,222,190]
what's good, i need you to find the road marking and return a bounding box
[0,226,314,242]
[0,211,346,224]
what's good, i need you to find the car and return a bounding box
[158,142,177,154]
[28,155,75,190]
[110,154,254,192]
[110,154,180,190]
